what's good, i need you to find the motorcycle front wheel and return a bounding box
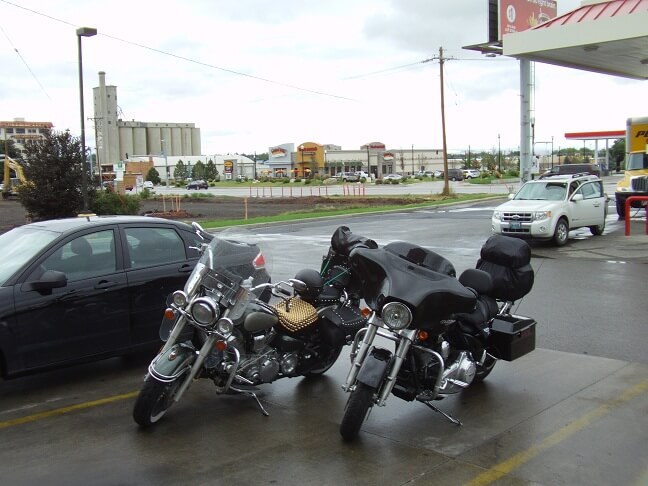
[340,382,375,441]
[133,374,185,427]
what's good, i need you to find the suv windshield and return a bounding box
[514,181,567,201]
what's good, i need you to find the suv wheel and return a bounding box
[553,218,569,246]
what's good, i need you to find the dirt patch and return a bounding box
[0,195,438,233]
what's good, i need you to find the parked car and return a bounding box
[383,173,403,181]
[335,172,360,182]
[0,216,214,378]
[187,179,209,190]
[539,163,601,179]
[463,169,481,179]
[143,181,154,189]
[441,169,464,181]
[491,174,607,246]
[354,171,370,180]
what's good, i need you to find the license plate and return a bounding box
[509,221,522,230]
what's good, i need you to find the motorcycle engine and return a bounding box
[227,329,300,385]
[413,344,477,398]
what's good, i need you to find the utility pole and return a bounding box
[438,47,450,196]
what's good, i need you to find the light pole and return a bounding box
[77,26,97,212]
[551,136,554,168]
[161,139,169,185]
[498,134,501,172]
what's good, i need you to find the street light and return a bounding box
[498,134,501,172]
[77,26,97,212]
[161,139,169,185]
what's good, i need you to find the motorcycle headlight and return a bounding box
[172,290,188,308]
[217,318,234,336]
[381,302,412,330]
[190,297,220,327]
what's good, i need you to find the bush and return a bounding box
[375,179,384,185]
[92,191,141,215]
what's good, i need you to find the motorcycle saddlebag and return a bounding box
[476,235,534,302]
[488,314,536,361]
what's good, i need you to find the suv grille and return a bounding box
[631,176,648,192]
[501,212,532,222]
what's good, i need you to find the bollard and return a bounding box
[624,196,648,236]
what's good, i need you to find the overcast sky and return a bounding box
[1,0,646,157]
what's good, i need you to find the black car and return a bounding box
[0,216,212,378]
[187,180,209,190]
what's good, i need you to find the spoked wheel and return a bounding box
[340,382,375,441]
[304,345,344,377]
[472,354,497,384]
[133,374,185,427]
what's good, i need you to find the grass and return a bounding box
[198,192,501,229]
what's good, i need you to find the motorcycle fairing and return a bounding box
[149,343,196,382]
[349,248,477,327]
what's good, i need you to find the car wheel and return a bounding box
[590,215,606,236]
[451,177,457,181]
[553,218,569,246]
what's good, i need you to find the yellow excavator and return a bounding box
[1,155,26,198]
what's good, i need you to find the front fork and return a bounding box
[342,313,418,407]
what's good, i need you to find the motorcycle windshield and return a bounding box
[183,228,270,321]
[350,247,476,326]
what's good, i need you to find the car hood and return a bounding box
[495,199,562,212]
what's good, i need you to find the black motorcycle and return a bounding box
[338,231,537,441]
[133,226,367,427]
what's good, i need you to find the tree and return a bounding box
[610,138,625,170]
[191,160,205,180]
[18,129,95,220]
[204,159,217,180]
[174,159,188,181]
[146,166,161,184]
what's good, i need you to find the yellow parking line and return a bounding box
[465,379,648,486]
[0,391,138,430]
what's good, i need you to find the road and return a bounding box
[1,179,647,485]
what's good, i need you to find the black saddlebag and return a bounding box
[476,235,534,301]
[488,314,536,361]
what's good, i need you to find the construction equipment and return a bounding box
[1,155,26,198]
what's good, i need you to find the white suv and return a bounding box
[492,174,608,246]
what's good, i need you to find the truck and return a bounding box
[615,116,648,217]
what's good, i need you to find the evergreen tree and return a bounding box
[146,166,161,184]
[191,160,205,180]
[18,129,95,219]
[205,159,217,180]
[174,159,188,181]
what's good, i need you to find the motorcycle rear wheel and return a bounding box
[304,345,343,377]
[340,382,375,441]
[473,355,496,383]
[133,374,185,427]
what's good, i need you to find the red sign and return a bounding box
[499,0,557,38]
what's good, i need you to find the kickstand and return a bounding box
[230,386,270,416]
[422,401,462,426]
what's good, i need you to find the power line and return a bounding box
[0,23,51,100]
[0,0,355,102]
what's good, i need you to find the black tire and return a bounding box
[340,382,375,441]
[472,355,496,384]
[304,345,343,377]
[133,374,185,427]
[552,218,569,246]
[590,218,605,236]
[616,198,626,218]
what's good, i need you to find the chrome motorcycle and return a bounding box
[339,232,537,441]
[133,225,366,427]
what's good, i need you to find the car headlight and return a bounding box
[492,210,502,221]
[172,290,188,308]
[532,211,551,221]
[190,297,220,327]
[381,302,412,330]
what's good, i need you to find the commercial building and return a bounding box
[0,118,53,155]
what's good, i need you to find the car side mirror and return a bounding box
[571,194,584,202]
[23,270,67,291]
[508,193,515,200]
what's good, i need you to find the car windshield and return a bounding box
[514,182,567,201]
[0,226,61,285]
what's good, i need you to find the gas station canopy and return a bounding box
[503,0,648,80]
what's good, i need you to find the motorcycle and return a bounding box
[132,225,367,427]
[338,231,537,440]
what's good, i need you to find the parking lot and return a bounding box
[1,177,647,485]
